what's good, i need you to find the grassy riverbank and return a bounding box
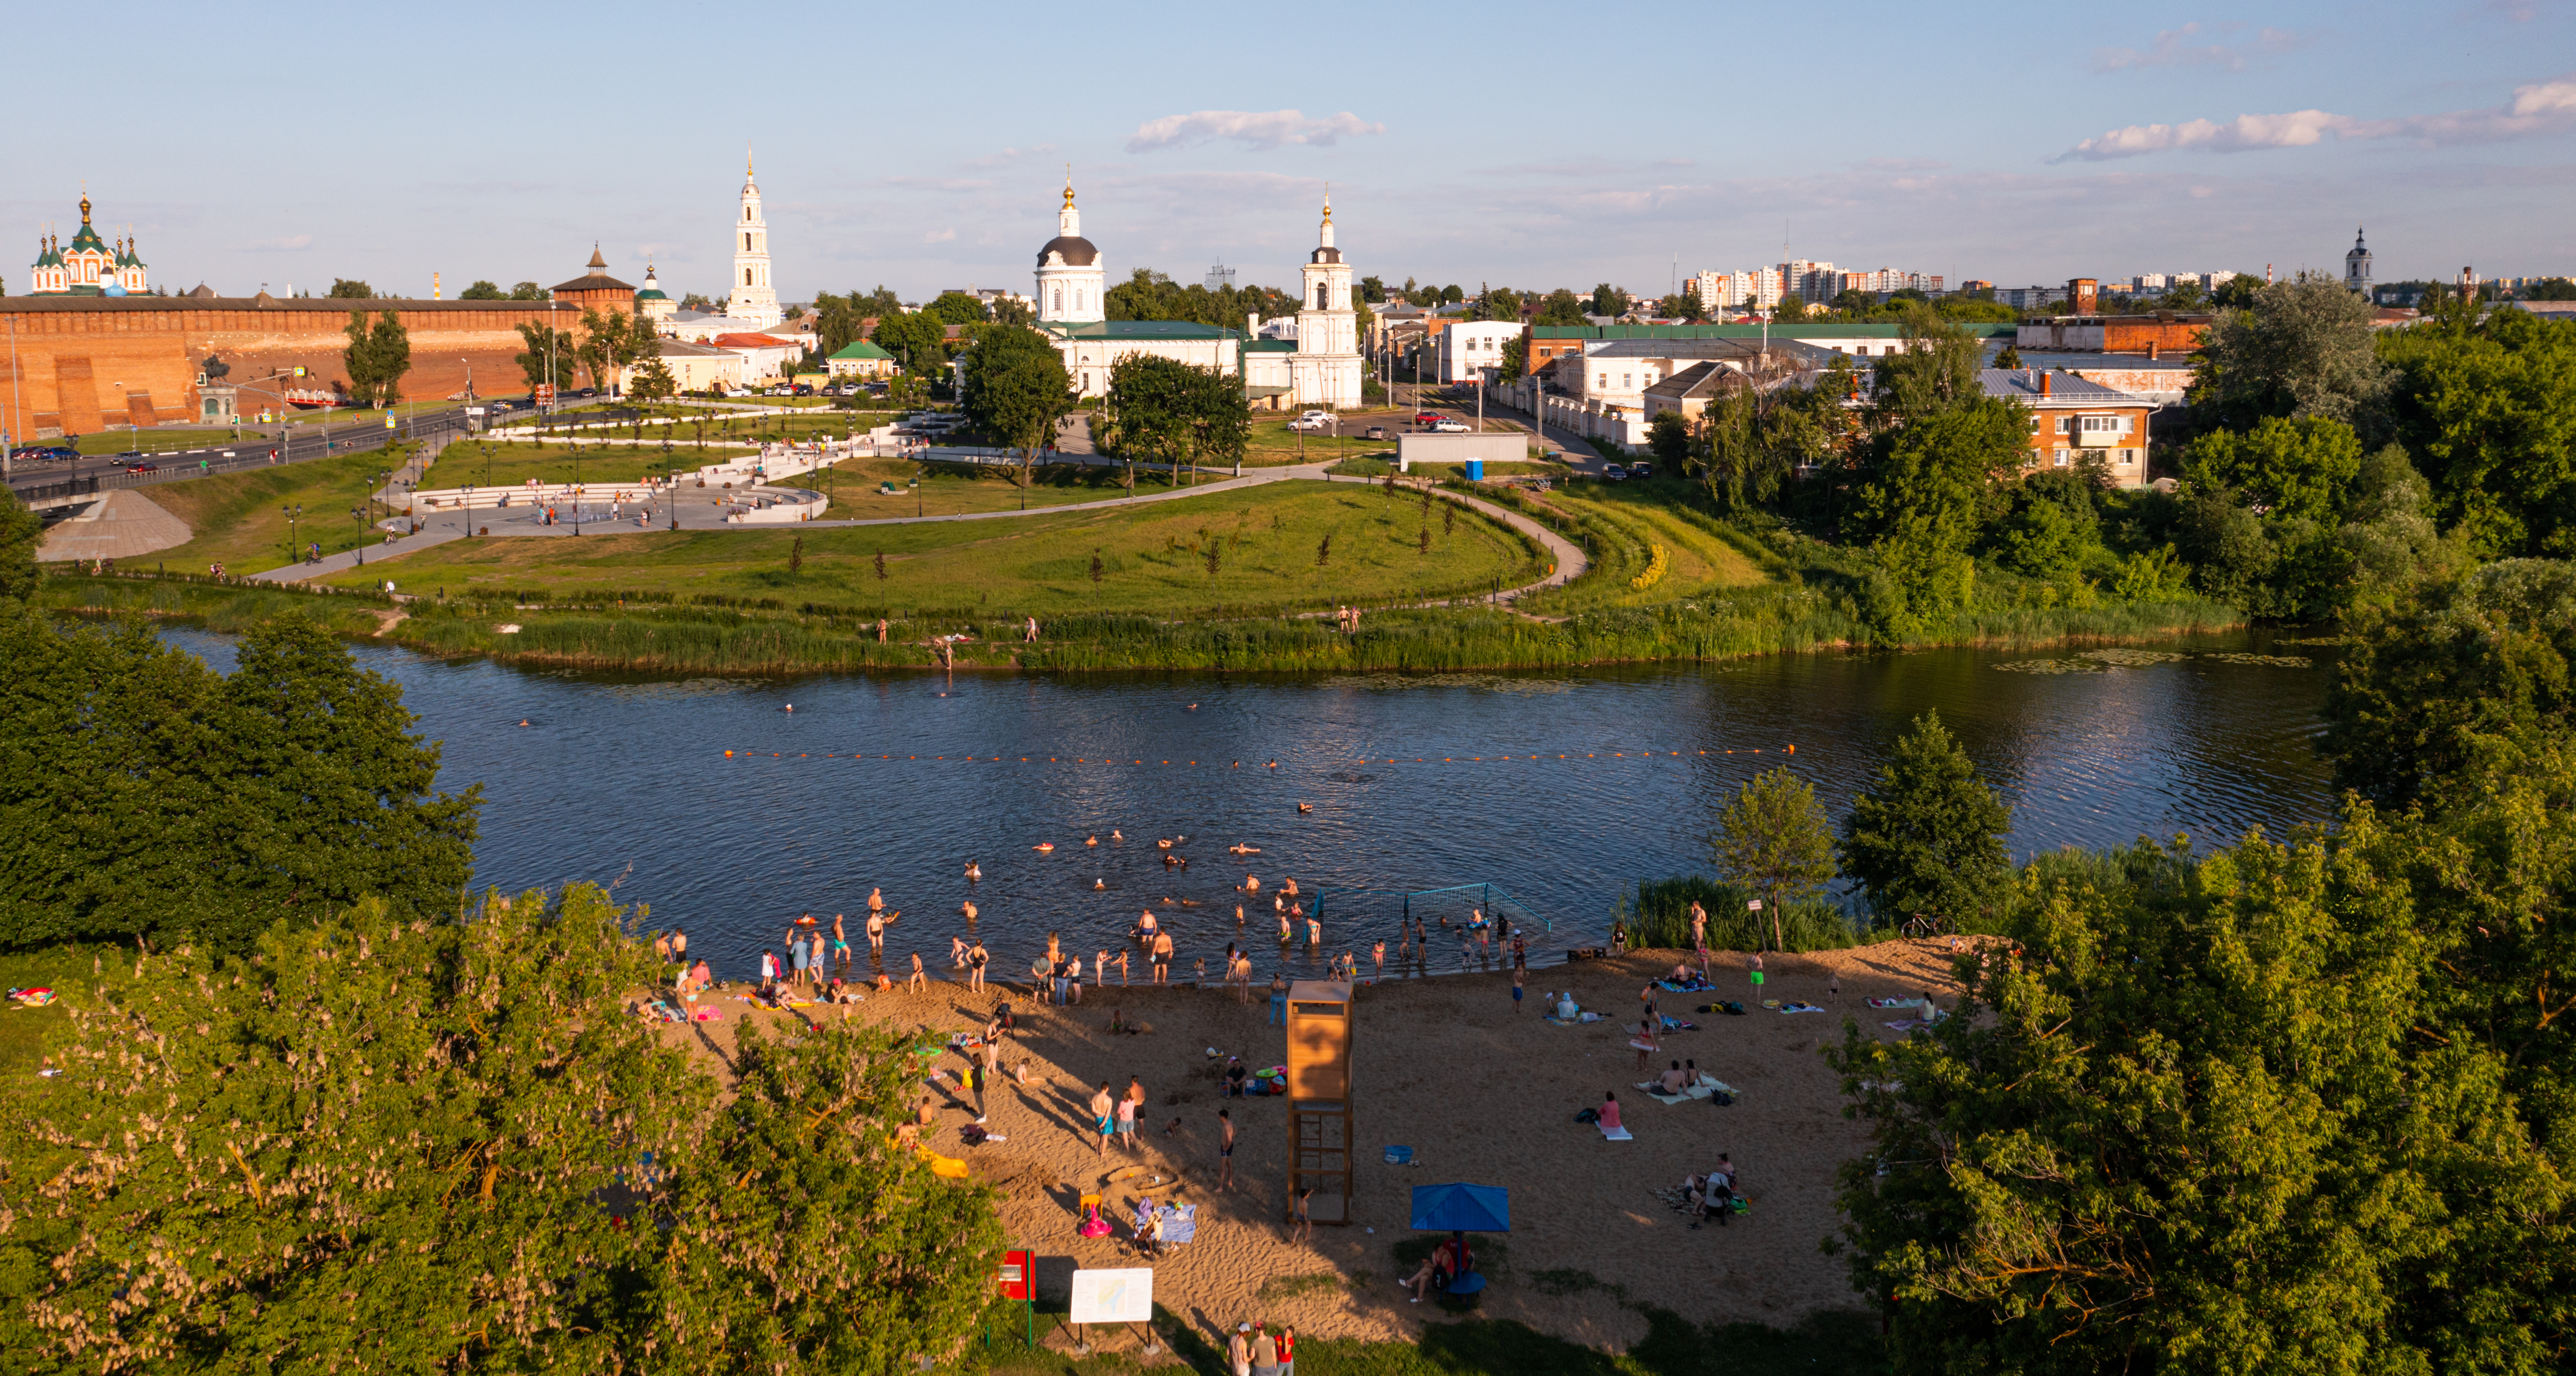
[37,564,2237,676]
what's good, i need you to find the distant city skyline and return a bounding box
[7,1,2571,304]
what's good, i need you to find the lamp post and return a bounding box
[283,503,301,564]
[463,358,473,402]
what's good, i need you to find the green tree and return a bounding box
[872,310,950,375]
[0,613,479,955]
[2191,272,2391,430]
[0,487,41,602]
[2320,558,2576,812]
[340,308,412,409]
[506,280,543,300]
[1706,767,1836,951]
[959,325,1076,489]
[1826,829,2459,1375]
[1533,289,1588,326]
[1855,398,2025,634]
[1772,294,1809,323]
[1646,409,1690,465]
[1497,336,1528,382]
[924,290,990,325]
[1985,467,2104,584]
[512,321,577,393]
[1837,711,2010,926]
[1870,313,1985,422]
[2378,304,2576,555]
[326,278,375,299]
[1589,283,1626,317]
[2525,277,2576,301]
[1655,291,1705,321]
[1359,274,1387,304]
[628,352,679,404]
[2181,415,2365,525]
[457,279,505,300]
[677,290,712,310]
[990,296,1034,327]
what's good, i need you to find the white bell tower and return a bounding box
[1035,175,1105,324]
[1292,195,1362,408]
[726,149,783,328]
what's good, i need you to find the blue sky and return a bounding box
[8,0,2572,304]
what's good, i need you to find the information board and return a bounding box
[1067,1268,1153,1325]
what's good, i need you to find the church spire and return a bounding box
[1059,169,1081,238]
[1319,189,1335,250]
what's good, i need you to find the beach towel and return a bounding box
[1637,1074,1737,1106]
[1776,1002,1825,1013]
[1867,996,1923,1010]
[1598,1124,1634,1141]
[1658,1016,1699,1031]
[1656,979,1715,993]
[1159,1203,1198,1245]
[8,988,56,1007]
[690,1005,722,1021]
[1696,1001,1747,1016]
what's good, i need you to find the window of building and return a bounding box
[1598,374,1609,388]
[745,269,754,286]
[1622,374,1632,387]
[2053,448,2071,466]
[1052,289,1062,313]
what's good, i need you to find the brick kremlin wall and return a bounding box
[0,295,631,438]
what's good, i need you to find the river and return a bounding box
[167,628,2339,984]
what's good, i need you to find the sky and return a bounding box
[8,0,2573,305]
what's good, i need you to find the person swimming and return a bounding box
[1228,843,1260,855]
[1297,802,1313,813]
[517,719,531,727]
[1093,879,1107,890]
[964,861,983,881]
[1033,842,1054,852]
[1085,835,1098,846]
[782,703,793,712]
[1157,838,1174,849]
[1110,829,1124,841]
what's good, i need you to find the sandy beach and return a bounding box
[657,939,1967,1356]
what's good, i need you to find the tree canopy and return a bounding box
[340,309,412,409]
[1837,710,2011,924]
[0,612,479,956]
[1706,767,1837,950]
[959,325,1077,485]
[2191,272,2391,430]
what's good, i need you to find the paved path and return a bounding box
[1319,473,1587,605]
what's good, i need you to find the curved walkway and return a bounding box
[1319,473,1586,606]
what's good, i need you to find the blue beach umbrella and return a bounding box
[1410,1182,1509,1294]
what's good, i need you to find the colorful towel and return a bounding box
[1776,1002,1825,1013]
[1867,996,1923,1010]
[1598,1124,1634,1142]
[1636,1074,1736,1106]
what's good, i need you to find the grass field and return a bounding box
[814,460,1183,518]
[317,480,1545,616]
[143,445,424,575]
[1516,477,1771,615]
[420,439,760,490]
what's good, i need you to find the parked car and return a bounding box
[1428,419,1469,433]
[124,461,159,474]
[1602,464,1628,481]
[1628,462,1653,479]
[1287,410,1333,432]
[1413,412,1447,427]
[790,384,814,396]
[1363,426,1388,441]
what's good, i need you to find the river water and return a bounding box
[167,629,2338,984]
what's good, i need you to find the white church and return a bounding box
[1029,180,1363,410]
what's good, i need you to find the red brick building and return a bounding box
[0,250,637,438]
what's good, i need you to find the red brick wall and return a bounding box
[0,297,631,438]
[2101,319,2209,354]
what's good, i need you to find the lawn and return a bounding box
[68,427,246,456]
[1515,478,1770,615]
[810,459,1184,518]
[144,445,422,575]
[317,480,1546,617]
[421,439,759,491]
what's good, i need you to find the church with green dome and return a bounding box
[28,190,149,296]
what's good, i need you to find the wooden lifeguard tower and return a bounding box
[1284,979,1355,1226]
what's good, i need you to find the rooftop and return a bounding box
[1534,322,2018,340]
[829,340,895,361]
[1978,368,2148,405]
[1037,320,1241,341]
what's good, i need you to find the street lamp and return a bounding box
[283,503,301,563]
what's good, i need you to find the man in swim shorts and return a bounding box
[1089,1082,1115,1156]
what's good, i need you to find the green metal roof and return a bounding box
[1243,338,1299,352]
[1040,320,1242,340]
[829,340,895,360]
[1530,322,2016,340]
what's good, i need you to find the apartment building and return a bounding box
[1981,368,2155,488]
[1435,319,1522,384]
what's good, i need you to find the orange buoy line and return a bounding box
[719,746,1799,762]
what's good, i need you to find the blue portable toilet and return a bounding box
[1464,459,1484,481]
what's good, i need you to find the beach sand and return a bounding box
[657,939,1967,1357]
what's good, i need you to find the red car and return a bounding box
[1413,412,1447,427]
[124,461,159,474]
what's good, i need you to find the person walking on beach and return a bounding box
[1513,968,1524,1013]
[1268,972,1289,1026]
[1218,1108,1236,1191]
[1119,1076,1143,1150]
[1152,930,1175,984]
[1372,940,1386,979]
[833,914,852,976]
[1088,1082,1115,1156]
[967,939,989,992]
[1228,1325,1251,1376]
[1690,900,1708,955]
[1510,929,1527,973]
[1275,1325,1298,1376]
[1289,1187,1314,1246]
[908,952,927,993]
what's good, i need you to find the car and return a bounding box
[1428,419,1469,433]
[1413,412,1447,427]
[1628,462,1653,479]
[1602,464,1628,481]
[1287,411,1332,432]
[791,384,814,396]
[1362,426,1388,441]
[125,461,159,474]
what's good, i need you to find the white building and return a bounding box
[634,263,677,328]
[724,154,784,329]
[1288,197,1363,409]
[1035,179,1106,325]
[1437,320,1520,384]
[630,339,745,394]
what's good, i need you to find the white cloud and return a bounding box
[1125,109,1383,153]
[923,227,957,244]
[2054,73,2576,161]
[2091,22,2318,73]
